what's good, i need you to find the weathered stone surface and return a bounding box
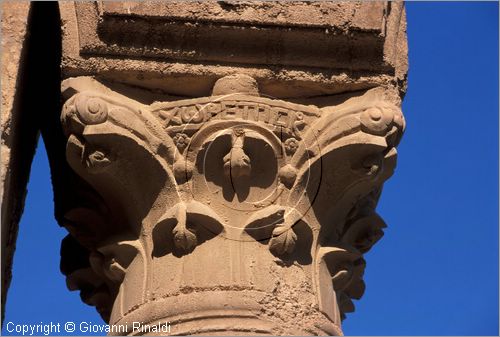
[0,2,32,322]
[55,2,408,335]
[1,1,408,334]
[59,1,407,98]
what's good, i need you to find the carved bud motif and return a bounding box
[223,128,251,178]
[284,137,299,155]
[278,164,298,188]
[269,224,297,255]
[171,203,197,253]
[173,158,193,182]
[268,209,304,256]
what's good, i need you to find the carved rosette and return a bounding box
[59,75,404,335]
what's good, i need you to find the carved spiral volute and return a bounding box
[74,94,109,125]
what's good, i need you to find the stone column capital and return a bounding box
[59,75,404,335]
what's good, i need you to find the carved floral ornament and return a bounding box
[59,75,404,333]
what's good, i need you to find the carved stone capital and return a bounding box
[60,75,404,335]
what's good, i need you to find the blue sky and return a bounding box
[2,2,499,336]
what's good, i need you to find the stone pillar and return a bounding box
[1,3,32,322]
[57,2,408,335]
